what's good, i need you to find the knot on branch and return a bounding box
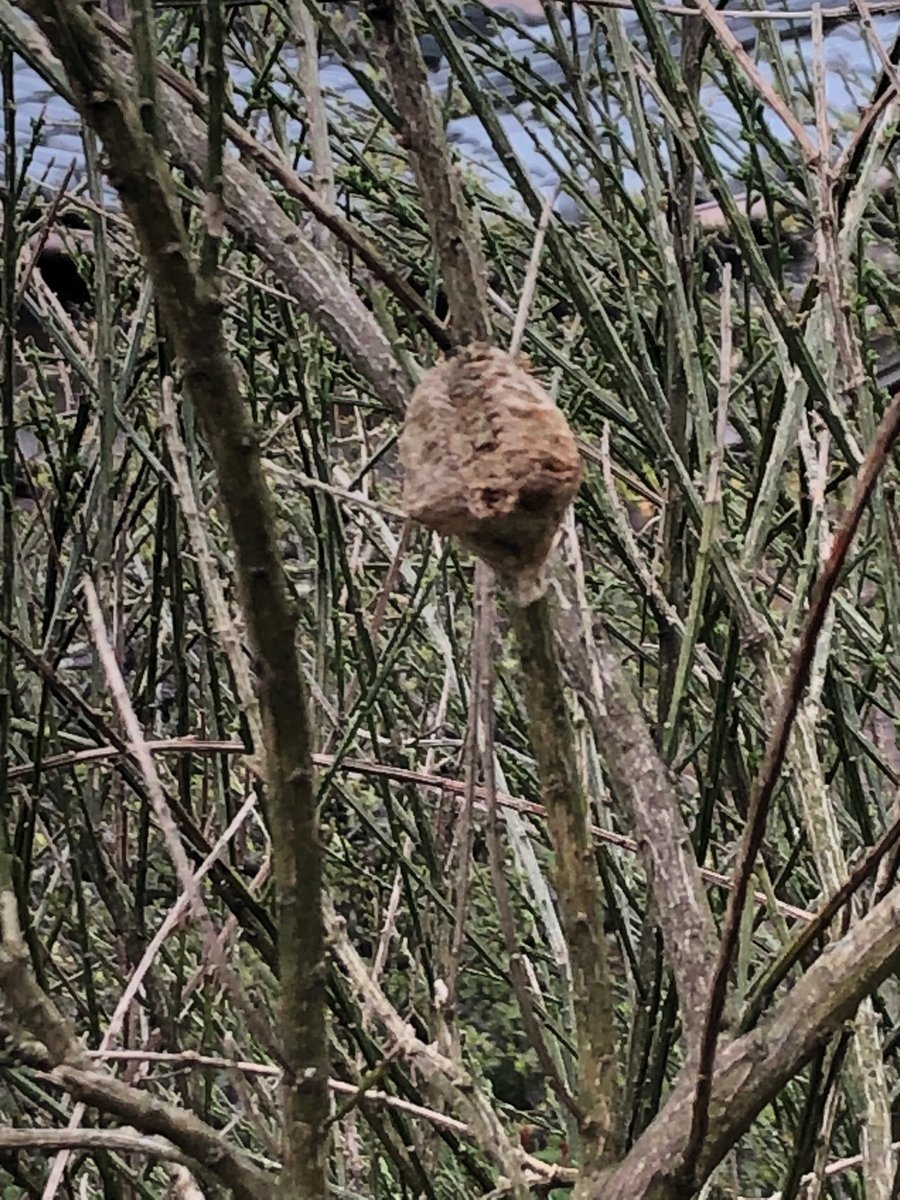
[400,344,582,604]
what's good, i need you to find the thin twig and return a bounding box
[686,386,900,1181]
[368,0,491,344]
[5,735,815,922]
[477,565,580,1119]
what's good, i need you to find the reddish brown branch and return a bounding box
[686,386,900,1178]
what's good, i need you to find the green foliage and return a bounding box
[1,0,900,1195]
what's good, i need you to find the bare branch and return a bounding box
[0,891,273,1200]
[0,1127,204,1171]
[508,596,619,1166]
[0,1,418,412]
[552,547,718,1054]
[325,897,537,1195]
[590,875,900,1197]
[688,385,900,1171]
[52,1065,275,1199]
[17,1,330,1193]
[368,0,491,343]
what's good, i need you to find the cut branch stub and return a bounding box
[401,344,583,604]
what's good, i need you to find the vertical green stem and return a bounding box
[509,595,618,1170]
[0,46,16,865]
[201,0,224,278]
